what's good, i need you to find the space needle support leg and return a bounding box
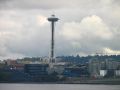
[51,21,54,62]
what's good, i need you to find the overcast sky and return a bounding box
[0,0,120,59]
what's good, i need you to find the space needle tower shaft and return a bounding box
[48,15,59,63]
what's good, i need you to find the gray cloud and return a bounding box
[0,0,115,10]
[0,0,120,59]
[0,0,79,9]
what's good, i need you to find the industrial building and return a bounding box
[24,64,49,77]
[88,59,101,77]
[63,66,89,77]
[88,59,120,78]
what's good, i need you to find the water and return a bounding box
[0,84,120,90]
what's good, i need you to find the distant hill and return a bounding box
[56,55,120,64]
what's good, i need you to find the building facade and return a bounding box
[24,64,49,77]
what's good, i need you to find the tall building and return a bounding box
[48,15,59,63]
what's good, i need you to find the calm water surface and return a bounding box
[0,84,120,90]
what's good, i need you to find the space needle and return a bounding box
[48,15,59,63]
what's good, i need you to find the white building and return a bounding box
[100,70,107,77]
[115,70,120,76]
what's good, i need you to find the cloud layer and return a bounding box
[0,0,120,59]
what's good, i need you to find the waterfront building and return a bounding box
[100,70,107,77]
[24,64,49,77]
[51,62,66,74]
[88,59,101,78]
[88,59,120,78]
[106,60,120,70]
[115,70,120,77]
[63,66,89,77]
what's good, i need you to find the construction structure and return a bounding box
[48,15,59,63]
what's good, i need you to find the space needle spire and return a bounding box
[48,15,59,63]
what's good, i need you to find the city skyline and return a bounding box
[0,0,120,59]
